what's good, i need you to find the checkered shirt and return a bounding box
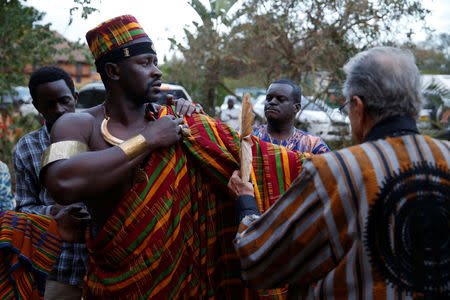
[14,125,88,286]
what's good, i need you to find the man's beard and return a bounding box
[143,78,161,103]
[127,79,160,105]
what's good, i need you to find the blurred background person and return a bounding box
[253,79,329,153]
[220,96,240,129]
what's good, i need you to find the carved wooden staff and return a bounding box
[239,93,254,182]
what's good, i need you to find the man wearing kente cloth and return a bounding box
[41,15,311,299]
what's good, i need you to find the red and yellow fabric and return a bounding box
[0,211,62,300]
[84,107,311,299]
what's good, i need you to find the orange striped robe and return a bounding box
[234,134,450,299]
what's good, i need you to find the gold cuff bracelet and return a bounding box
[40,140,88,172]
[118,134,148,160]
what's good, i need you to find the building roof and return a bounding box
[52,32,91,63]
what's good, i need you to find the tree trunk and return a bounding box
[205,85,217,115]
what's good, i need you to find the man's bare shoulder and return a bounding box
[51,108,101,144]
[83,104,104,115]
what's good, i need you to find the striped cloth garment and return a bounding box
[0,211,62,300]
[84,107,311,299]
[235,134,450,299]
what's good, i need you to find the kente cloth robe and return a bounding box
[84,107,312,299]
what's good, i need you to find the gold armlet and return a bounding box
[118,134,148,160]
[40,141,88,171]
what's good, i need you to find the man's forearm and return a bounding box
[14,177,53,215]
[15,200,54,215]
[43,145,151,205]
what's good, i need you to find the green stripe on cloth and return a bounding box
[167,264,193,299]
[126,198,174,252]
[164,193,191,240]
[183,139,229,186]
[129,28,146,37]
[145,235,189,296]
[275,149,285,194]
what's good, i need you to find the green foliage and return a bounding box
[0,0,98,99]
[189,0,212,25]
[423,82,450,106]
[421,80,450,130]
[0,0,98,189]
[0,0,62,97]
[69,0,100,25]
[166,0,430,116]
[160,55,203,102]
[408,33,450,74]
[167,0,240,113]
[231,0,429,102]
[69,42,94,66]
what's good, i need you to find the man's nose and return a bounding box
[152,65,162,78]
[267,97,277,104]
[55,103,66,115]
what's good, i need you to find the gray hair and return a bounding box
[342,47,423,123]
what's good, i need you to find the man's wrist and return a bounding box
[118,134,148,160]
[239,186,255,196]
[50,204,63,216]
[236,194,260,222]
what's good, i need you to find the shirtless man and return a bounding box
[42,19,192,230]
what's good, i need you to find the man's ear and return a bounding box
[104,62,120,81]
[73,91,79,106]
[353,95,375,139]
[352,96,365,122]
[293,103,301,114]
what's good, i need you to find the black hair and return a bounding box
[272,79,302,104]
[28,66,75,101]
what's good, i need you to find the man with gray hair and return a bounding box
[228,46,449,298]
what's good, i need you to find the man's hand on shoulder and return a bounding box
[166,94,204,117]
[142,115,185,150]
[54,204,91,243]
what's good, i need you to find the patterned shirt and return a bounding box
[252,124,329,154]
[235,117,449,298]
[14,125,88,286]
[0,161,14,211]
